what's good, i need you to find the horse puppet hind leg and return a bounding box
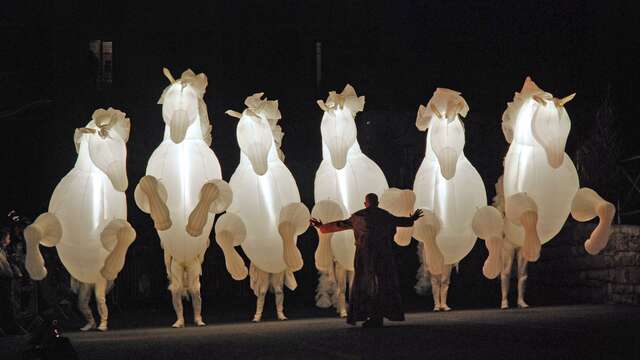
[571,188,616,255]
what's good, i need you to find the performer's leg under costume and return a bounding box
[516,248,529,308]
[169,258,186,328]
[431,265,452,311]
[94,276,109,331]
[186,261,205,326]
[253,289,267,322]
[500,246,515,309]
[77,282,95,331]
[250,263,268,322]
[440,265,452,311]
[335,262,348,318]
[271,272,287,321]
[430,272,441,311]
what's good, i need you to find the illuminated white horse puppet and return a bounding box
[312,85,390,317]
[220,93,309,322]
[412,88,505,311]
[25,108,136,331]
[135,68,232,328]
[499,77,615,263]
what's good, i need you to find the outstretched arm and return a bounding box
[393,209,424,227]
[310,218,352,234]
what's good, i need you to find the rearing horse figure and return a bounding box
[412,88,503,311]
[501,77,615,262]
[313,84,388,317]
[221,93,309,322]
[135,68,232,328]
[24,108,136,331]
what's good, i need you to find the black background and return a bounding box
[1,1,638,314]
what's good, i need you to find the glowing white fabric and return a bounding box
[224,93,309,275]
[313,85,389,272]
[501,77,614,260]
[413,89,490,269]
[137,69,230,264]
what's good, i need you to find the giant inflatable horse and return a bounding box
[220,93,309,322]
[312,85,389,317]
[412,88,504,311]
[135,68,232,328]
[25,108,136,331]
[500,77,615,262]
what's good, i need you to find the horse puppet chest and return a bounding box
[146,140,222,262]
[228,158,301,274]
[49,168,126,284]
[314,153,388,271]
[503,144,579,246]
[414,154,486,265]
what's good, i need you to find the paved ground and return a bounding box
[2,305,640,359]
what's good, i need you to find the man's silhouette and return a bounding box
[311,193,422,327]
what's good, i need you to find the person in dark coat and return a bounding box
[310,193,423,327]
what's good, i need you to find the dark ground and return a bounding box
[1,304,639,359]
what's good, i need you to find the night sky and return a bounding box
[1,1,638,310]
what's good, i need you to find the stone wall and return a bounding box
[528,223,640,305]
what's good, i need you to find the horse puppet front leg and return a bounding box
[24,213,62,280]
[505,193,540,262]
[278,203,311,272]
[413,209,445,276]
[571,188,616,255]
[186,179,232,237]
[135,175,172,231]
[472,206,505,279]
[215,212,248,281]
[100,219,136,281]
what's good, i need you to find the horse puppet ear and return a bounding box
[162,68,176,84]
[106,108,131,143]
[556,93,576,107]
[225,110,243,119]
[415,104,431,131]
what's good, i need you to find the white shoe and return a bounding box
[97,321,108,332]
[517,300,529,309]
[277,312,288,321]
[252,314,262,322]
[172,319,185,328]
[339,310,348,318]
[441,305,452,312]
[433,306,441,312]
[195,318,206,327]
[80,321,96,331]
[501,300,509,310]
